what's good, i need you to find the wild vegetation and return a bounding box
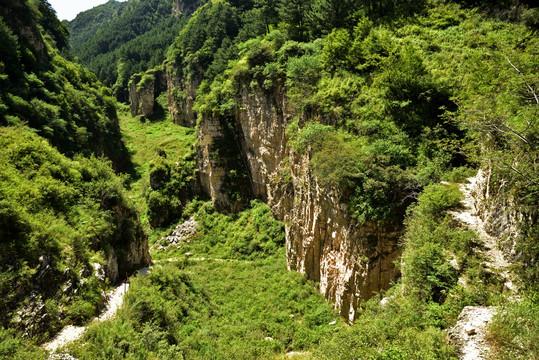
[0,0,147,354]
[118,95,198,229]
[0,0,537,359]
[0,0,130,171]
[68,201,340,360]
[67,0,205,102]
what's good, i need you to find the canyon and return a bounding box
[131,79,403,320]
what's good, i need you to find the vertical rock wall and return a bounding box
[197,84,402,320]
[165,62,199,127]
[197,114,232,210]
[129,73,157,118]
[469,169,531,260]
[197,112,253,212]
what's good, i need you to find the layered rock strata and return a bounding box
[129,74,156,117]
[165,62,199,127]
[468,169,529,260]
[197,85,402,320]
[128,63,199,127]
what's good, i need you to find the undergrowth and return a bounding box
[69,201,339,359]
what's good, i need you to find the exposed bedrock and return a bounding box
[197,84,403,320]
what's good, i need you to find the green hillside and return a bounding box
[67,0,205,101]
[0,1,148,357]
[66,0,126,48]
[0,0,537,359]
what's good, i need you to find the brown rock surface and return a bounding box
[197,84,402,320]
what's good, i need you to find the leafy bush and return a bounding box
[489,292,539,359]
[0,328,46,360]
[165,200,286,261]
[0,127,145,338]
[146,149,197,228]
[0,12,130,171]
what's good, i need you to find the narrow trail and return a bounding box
[43,268,147,354]
[43,253,246,355]
[448,174,516,292]
[446,172,517,360]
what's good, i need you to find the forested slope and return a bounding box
[67,0,205,101]
[0,1,149,357]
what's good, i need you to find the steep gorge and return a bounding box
[124,0,537,325]
[129,71,404,319]
[195,83,402,320]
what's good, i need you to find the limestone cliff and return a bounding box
[165,61,199,127]
[129,70,168,118]
[197,84,402,320]
[172,0,205,19]
[128,62,199,127]
[468,169,532,261]
[197,111,253,212]
[129,76,155,117]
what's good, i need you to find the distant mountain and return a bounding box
[67,0,205,102]
[67,0,127,49]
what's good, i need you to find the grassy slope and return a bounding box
[181,254,341,359]
[118,94,197,228]
[68,202,341,359]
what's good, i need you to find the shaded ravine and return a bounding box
[447,172,517,360]
[42,269,147,354]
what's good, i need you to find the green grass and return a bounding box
[489,292,539,360]
[69,255,343,360]
[118,99,196,228]
[152,200,285,261]
[181,254,341,359]
[119,106,196,176]
[67,200,341,359]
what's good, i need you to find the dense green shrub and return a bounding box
[0,127,145,339]
[315,294,458,360]
[146,149,198,228]
[0,11,130,171]
[159,200,286,260]
[0,328,46,360]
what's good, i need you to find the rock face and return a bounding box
[172,0,204,19]
[468,169,528,260]
[128,62,199,127]
[197,113,253,212]
[105,235,151,284]
[129,74,157,117]
[197,84,402,320]
[280,155,402,320]
[165,61,199,127]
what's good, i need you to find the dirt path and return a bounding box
[448,306,497,360]
[447,173,516,360]
[154,256,251,263]
[43,269,146,354]
[448,175,515,292]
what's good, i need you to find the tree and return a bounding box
[35,0,69,50]
[277,0,311,41]
[307,0,360,35]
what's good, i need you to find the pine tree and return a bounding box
[307,0,360,35]
[277,0,311,41]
